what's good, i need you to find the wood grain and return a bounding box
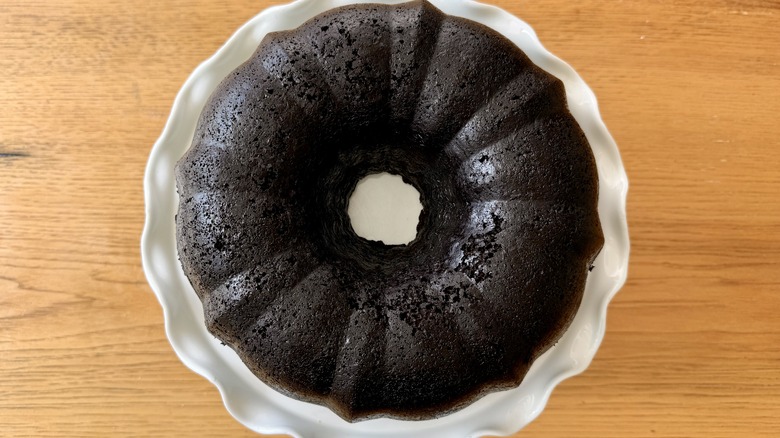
[1,0,779,436]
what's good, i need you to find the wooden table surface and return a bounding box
[2,0,779,436]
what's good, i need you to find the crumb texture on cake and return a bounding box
[175,0,604,422]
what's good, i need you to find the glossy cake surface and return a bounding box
[175,0,603,422]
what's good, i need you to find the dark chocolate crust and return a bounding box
[175,0,604,422]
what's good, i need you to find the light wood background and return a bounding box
[2,0,779,436]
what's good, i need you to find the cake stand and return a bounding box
[141,1,630,436]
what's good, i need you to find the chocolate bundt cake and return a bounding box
[175,0,604,422]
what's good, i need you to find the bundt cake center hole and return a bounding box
[346,172,423,246]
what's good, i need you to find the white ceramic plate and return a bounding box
[141,0,629,436]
